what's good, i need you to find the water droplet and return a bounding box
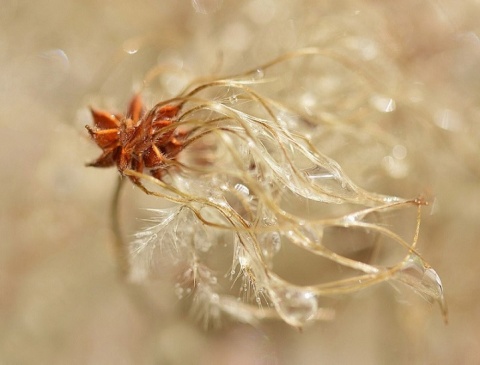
[40,48,69,72]
[122,39,141,54]
[259,231,281,259]
[434,109,463,132]
[288,225,323,248]
[303,165,336,180]
[174,284,184,298]
[341,213,358,226]
[370,95,396,113]
[239,254,250,268]
[300,92,317,114]
[207,195,231,216]
[211,293,220,304]
[270,283,318,328]
[234,236,252,269]
[254,68,264,80]
[34,48,70,88]
[392,144,407,160]
[345,37,378,60]
[234,183,249,196]
[194,227,211,252]
[164,73,189,96]
[191,0,223,14]
[395,255,447,321]
[382,155,409,179]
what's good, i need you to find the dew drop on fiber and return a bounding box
[395,255,447,321]
[260,232,281,259]
[254,68,264,80]
[270,285,318,328]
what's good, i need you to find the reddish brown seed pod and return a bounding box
[86,95,186,182]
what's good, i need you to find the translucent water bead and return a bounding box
[259,231,281,259]
[268,279,318,328]
[394,254,448,322]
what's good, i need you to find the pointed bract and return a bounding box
[90,108,120,129]
[86,94,184,184]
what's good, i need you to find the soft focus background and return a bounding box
[1,0,480,364]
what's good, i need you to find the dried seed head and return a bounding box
[86,48,446,328]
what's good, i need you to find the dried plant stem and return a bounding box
[111,176,130,277]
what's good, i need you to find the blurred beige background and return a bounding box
[1,0,480,364]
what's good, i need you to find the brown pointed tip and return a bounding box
[86,150,116,168]
[89,107,120,129]
[85,124,95,137]
[156,104,180,119]
[127,94,144,122]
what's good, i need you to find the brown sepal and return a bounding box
[90,108,120,129]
